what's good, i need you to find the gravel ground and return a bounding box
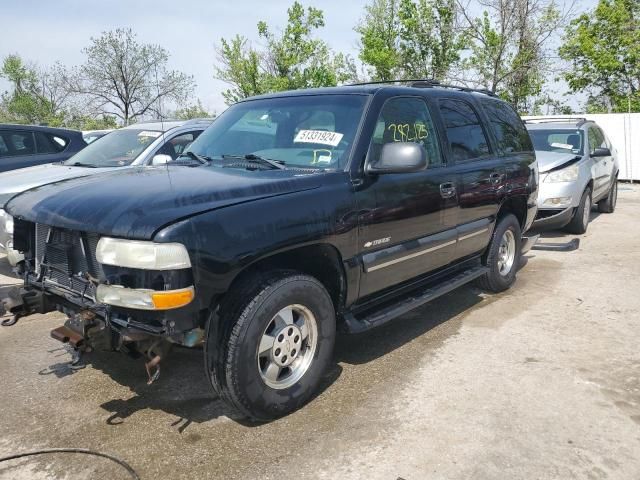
[1,184,639,480]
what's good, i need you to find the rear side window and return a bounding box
[369,96,442,168]
[438,99,490,162]
[34,132,67,154]
[480,99,533,153]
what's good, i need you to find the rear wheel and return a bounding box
[205,270,336,421]
[597,178,618,213]
[478,214,521,293]
[564,188,591,234]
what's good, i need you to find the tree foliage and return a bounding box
[356,0,464,81]
[458,0,567,113]
[560,0,640,113]
[172,100,215,120]
[215,1,357,105]
[0,54,65,125]
[65,28,195,124]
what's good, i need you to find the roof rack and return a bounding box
[346,79,498,97]
[524,117,588,126]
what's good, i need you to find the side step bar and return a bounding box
[343,265,489,334]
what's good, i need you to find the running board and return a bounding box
[342,266,489,334]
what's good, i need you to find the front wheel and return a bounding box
[205,270,336,421]
[478,214,522,293]
[564,188,591,234]
[597,178,618,213]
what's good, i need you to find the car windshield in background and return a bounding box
[187,95,368,169]
[63,129,161,167]
[528,129,584,155]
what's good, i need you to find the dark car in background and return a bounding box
[0,124,86,172]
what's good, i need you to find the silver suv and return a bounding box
[525,117,619,233]
[0,118,213,265]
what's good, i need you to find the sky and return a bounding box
[0,0,600,116]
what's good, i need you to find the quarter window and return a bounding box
[369,97,442,168]
[34,132,67,154]
[480,99,532,153]
[438,99,490,162]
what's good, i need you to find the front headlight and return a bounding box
[544,163,579,183]
[96,237,191,270]
[96,285,194,310]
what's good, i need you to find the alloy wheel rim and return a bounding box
[583,194,591,227]
[257,304,318,390]
[497,229,516,276]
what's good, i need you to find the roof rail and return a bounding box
[346,78,498,97]
[524,117,588,126]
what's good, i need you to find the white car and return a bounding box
[0,119,213,265]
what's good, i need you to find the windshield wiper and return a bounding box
[69,162,98,168]
[176,151,212,165]
[222,154,285,170]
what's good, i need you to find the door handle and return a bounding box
[489,172,503,185]
[440,182,456,199]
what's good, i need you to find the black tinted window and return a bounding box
[35,132,66,154]
[480,99,532,153]
[0,131,35,157]
[369,97,442,168]
[438,99,490,162]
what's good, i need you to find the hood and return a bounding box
[0,163,120,208]
[536,151,582,173]
[6,166,321,240]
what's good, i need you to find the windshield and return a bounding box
[63,129,161,167]
[187,94,368,169]
[528,128,584,155]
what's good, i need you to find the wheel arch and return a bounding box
[224,243,347,315]
[496,195,528,230]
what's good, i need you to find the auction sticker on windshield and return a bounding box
[294,130,344,147]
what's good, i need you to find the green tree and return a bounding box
[173,100,215,120]
[356,0,464,81]
[459,0,567,113]
[559,0,640,113]
[0,54,64,125]
[66,28,195,125]
[215,1,357,105]
[355,0,401,81]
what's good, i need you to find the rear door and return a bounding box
[436,97,504,259]
[357,96,458,298]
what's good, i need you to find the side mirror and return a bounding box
[151,154,173,165]
[592,147,611,157]
[366,142,427,175]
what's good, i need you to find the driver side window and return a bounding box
[369,97,442,168]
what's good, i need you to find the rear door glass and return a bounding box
[438,99,490,162]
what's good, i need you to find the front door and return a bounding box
[589,125,614,200]
[356,96,458,299]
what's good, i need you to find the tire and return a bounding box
[597,178,618,213]
[205,270,336,421]
[564,187,591,234]
[478,214,521,293]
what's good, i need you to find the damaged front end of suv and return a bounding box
[5,218,204,382]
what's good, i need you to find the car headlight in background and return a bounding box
[544,163,579,183]
[96,237,191,270]
[0,209,12,234]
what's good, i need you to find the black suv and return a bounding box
[0,124,87,172]
[4,82,538,420]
